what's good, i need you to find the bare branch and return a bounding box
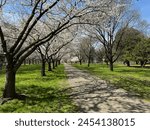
[10,0,41,53]
[0,26,7,54]
[0,0,6,9]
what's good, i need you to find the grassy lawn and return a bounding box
[73,63,150,100]
[0,64,76,113]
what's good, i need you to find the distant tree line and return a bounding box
[72,27,150,68]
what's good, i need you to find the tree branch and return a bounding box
[13,0,60,56]
[0,26,7,54]
[10,0,41,53]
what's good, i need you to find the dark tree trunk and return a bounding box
[0,63,3,72]
[126,60,130,67]
[109,61,113,71]
[52,59,55,69]
[28,59,31,65]
[108,51,114,71]
[41,59,46,76]
[32,59,35,64]
[88,57,91,67]
[48,61,52,71]
[135,61,139,64]
[88,61,90,67]
[79,60,82,65]
[58,60,61,65]
[3,66,16,98]
[140,60,145,67]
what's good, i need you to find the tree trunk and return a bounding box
[58,60,61,65]
[135,61,139,64]
[140,60,145,67]
[3,67,16,98]
[32,59,35,64]
[48,61,52,71]
[52,59,55,69]
[88,57,91,67]
[126,60,130,67]
[79,60,82,65]
[41,59,46,76]
[109,61,113,71]
[28,59,31,65]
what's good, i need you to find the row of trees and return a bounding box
[0,0,149,99]
[71,27,150,68]
[0,0,114,99]
[72,37,95,67]
[70,0,150,70]
[36,33,73,76]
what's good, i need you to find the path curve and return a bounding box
[64,64,150,113]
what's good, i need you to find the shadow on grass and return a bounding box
[130,66,150,69]
[21,84,75,112]
[18,65,41,73]
[0,65,76,112]
[16,75,66,83]
[115,77,150,99]
[116,68,149,73]
[0,84,76,113]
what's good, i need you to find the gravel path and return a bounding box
[64,64,150,113]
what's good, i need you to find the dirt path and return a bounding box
[64,64,150,113]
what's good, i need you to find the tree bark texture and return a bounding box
[3,65,16,98]
[41,59,46,76]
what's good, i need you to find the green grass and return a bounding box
[73,63,150,100]
[0,64,76,113]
